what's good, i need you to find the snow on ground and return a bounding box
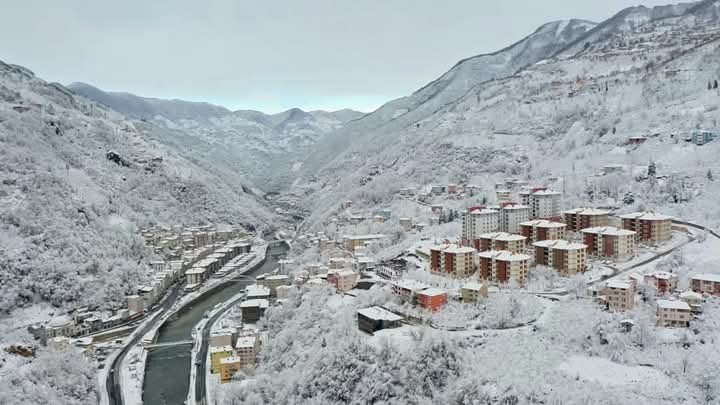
[558,355,671,388]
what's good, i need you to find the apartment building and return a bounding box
[357,306,403,334]
[399,218,413,231]
[391,279,430,304]
[619,212,672,244]
[219,357,242,383]
[417,288,448,312]
[581,227,637,260]
[533,240,588,275]
[429,245,477,278]
[680,290,704,313]
[644,271,679,294]
[461,207,500,244]
[461,282,489,302]
[563,208,610,232]
[344,234,386,250]
[478,250,531,284]
[519,220,567,243]
[478,232,527,254]
[690,273,720,296]
[235,335,260,369]
[185,268,206,286]
[328,269,357,292]
[239,299,269,322]
[530,190,563,220]
[210,345,234,374]
[604,279,635,312]
[656,300,691,327]
[261,275,291,296]
[496,190,512,201]
[499,203,531,233]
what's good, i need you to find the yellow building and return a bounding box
[461,283,488,302]
[210,345,234,374]
[219,356,242,383]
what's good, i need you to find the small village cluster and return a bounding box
[30,224,252,345]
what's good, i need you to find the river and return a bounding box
[142,242,288,405]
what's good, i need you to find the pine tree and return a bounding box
[707,169,713,182]
[648,161,656,178]
[623,191,635,205]
[715,80,719,89]
[709,81,713,90]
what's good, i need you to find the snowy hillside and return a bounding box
[292,0,720,230]
[0,61,276,315]
[68,82,364,189]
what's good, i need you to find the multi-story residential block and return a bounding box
[260,275,291,296]
[690,273,720,296]
[185,268,206,285]
[644,271,679,294]
[417,288,448,312]
[344,234,386,250]
[391,279,430,303]
[239,299,269,322]
[496,190,512,201]
[328,269,357,292]
[478,250,531,284]
[581,227,637,260]
[563,208,610,232]
[533,240,588,275]
[461,282,489,302]
[461,207,500,245]
[618,212,672,244]
[235,335,260,369]
[530,190,562,220]
[127,295,144,315]
[219,356,242,383]
[357,306,403,334]
[429,245,477,278]
[520,220,567,243]
[210,345,234,374]
[680,290,704,313]
[210,329,236,348]
[604,279,635,312]
[245,284,271,300]
[499,203,531,233]
[656,300,691,327]
[478,232,527,254]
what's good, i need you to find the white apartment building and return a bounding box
[461,208,500,244]
[499,204,531,234]
[530,190,562,219]
[656,300,691,327]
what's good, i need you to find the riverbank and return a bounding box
[117,240,268,405]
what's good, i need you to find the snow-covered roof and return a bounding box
[419,288,447,297]
[210,345,233,353]
[479,232,526,242]
[220,356,241,364]
[501,204,530,211]
[657,300,690,311]
[393,279,430,292]
[606,280,632,290]
[618,212,672,221]
[691,273,720,283]
[47,315,73,328]
[337,269,357,277]
[645,271,677,280]
[563,208,610,216]
[185,268,206,275]
[532,190,561,197]
[357,306,403,322]
[265,274,290,281]
[245,284,270,296]
[235,336,258,349]
[462,282,486,291]
[581,226,636,236]
[520,219,566,228]
[680,290,703,300]
[343,234,386,241]
[469,208,499,215]
[533,240,587,250]
[240,299,269,308]
[478,250,530,262]
[443,245,477,254]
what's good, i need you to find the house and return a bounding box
[499,203,531,233]
[275,285,293,299]
[691,130,716,146]
[529,190,562,220]
[431,204,444,214]
[533,240,588,275]
[477,232,527,254]
[656,300,691,327]
[478,250,531,284]
[417,288,448,312]
[399,218,413,231]
[619,212,672,244]
[235,335,260,369]
[210,329,236,348]
[519,220,567,243]
[461,282,489,302]
[643,271,678,294]
[429,245,477,278]
[447,184,458,194]
[581,227,637,260]
[329,257,350,270]
[341,200,353,209]
[563,208,610,232]
[219,356,242,383]
[496,190,512,201]
[391,280,430,303]
[604,279,635,312]
[627,136,648,145]
[261,275,291,296]
[239,299,269,322]
[690,273,720,296]
[344,234,386,250]
[327,270,357,292]
[461,207,500,245]
[210,345,234,374]
[357,306,403,334]
[245,284,271,300]
[680,290,704,313]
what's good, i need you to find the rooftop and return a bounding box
[606,280,632,290]
[533,239,587,250]
[680,290,703,300]
[443,245,477,254]
[419,288,447,297]
[235,336,258,348]
[239,299,269,308]
[478,250,531,262]
[479,232,526,242]
[520,220,566,228]
[581,226,636,236]
[245,284,270,296]
[618,212,672,221]
[343,234,386,241]
[219,356,241,364]
[210,345,234,353]
[657,299,691,311]
[357,306,403,322]
[692,273,720,283]
[646,271,677,280]
[393,279,430,292]
[563,207,610,216]
[462,282,486,291]
[265,274,290,281]
[185,268,206,275]
[532,190,562,197]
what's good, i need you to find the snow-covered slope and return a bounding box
[0,61,276,314]
[293,0,720,230]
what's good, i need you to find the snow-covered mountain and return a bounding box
[293,0,720,229]
[67,82,364,189]
[0,62,277,314]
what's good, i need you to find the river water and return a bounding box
[142,242,288,405]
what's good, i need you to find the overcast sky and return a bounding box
[0,0,673,113]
